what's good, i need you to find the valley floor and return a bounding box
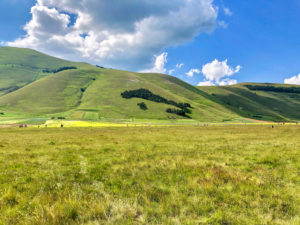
[0,126,299,224]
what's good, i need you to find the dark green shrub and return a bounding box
[137,102,148,110]
[166,108,188,117]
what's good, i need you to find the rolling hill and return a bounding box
[0,47,299,122]
[199,83,300,122]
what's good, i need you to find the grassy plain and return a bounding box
[0,125,299,224]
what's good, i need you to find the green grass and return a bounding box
[76,69,237,121]
[0,126,299,224]
[0,69,99,114]
[0,47,73,68]
[199,83,300,121]
[0,47,238,122]
[0,47,81,96]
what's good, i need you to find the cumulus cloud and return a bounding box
[195,59,241,86]
[141,52,168,74]
[176,63,184,69]
[284,74,300,85]
[7,0,218,71]
[202,59,241,82]
[168,69,175,75]
[197,78,236,86]
[186,69,201,77]
[197,80,215,86]
[218,78,237,86]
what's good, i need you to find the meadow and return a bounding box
[0,125,299,224]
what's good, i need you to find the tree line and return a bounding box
[121,89,192,117]
[121,89,192,113]
[166,108,190,117]
[43,66,77,73]
[245,85,300,94]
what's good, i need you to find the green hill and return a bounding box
[0,47,85,96]
[198,83,300,122]
[0,47,299,122]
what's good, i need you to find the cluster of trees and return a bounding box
[166,108,189,117]
[137,102,148,110]
[43,66,77,73]
[245,85,300,94]
[121,89,192,113]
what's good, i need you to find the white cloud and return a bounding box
[197,78,237,86]
[195,59,241,86]
[168,69,175,75]
[284,74,300,85]
[197,80,215,86]
[7,0,218,71]
[186,68,201,77]
[167,63,184,75]
[218,78,237,86]
[223,7,232,16]
[141,52,168,74]
[202,59,241,82]
[218,21,228,29]
[176,63,184,69]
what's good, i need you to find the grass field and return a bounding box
[0,126,299,224]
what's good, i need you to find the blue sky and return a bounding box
[0,0,35,41]
[1,0,300,85]
[167,0,300,85]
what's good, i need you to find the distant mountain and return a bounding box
[0,47,299,122]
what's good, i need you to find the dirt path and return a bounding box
[245,118,272,123]
[0,125,18,128]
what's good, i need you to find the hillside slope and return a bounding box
[0,47,237,121]
[198,83,300,121]
[0,47,85,97]
[0,47,299,122]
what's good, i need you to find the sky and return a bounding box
[0,0,300,86]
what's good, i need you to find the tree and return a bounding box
[137,102,148,110]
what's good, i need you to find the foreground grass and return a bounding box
[0,126,299,224]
